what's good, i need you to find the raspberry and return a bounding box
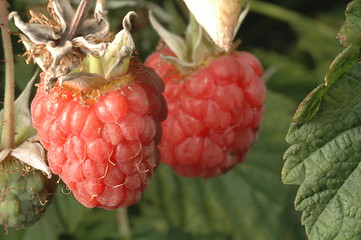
[0,157,56,228]
[146,49,265,178]
[11,3,167,209]
[31,59,166,209]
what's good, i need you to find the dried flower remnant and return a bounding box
[9,0,111,87]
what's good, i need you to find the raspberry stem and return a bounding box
[118,207,132,240]
[0,0,15,150]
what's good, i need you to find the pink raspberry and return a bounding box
[146,48,265,178]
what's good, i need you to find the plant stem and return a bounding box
[118,207,132,240]
[250,1,335,38]
[89,54,103,75]
[0,0,15,150]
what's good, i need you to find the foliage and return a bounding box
[283,0,361,239]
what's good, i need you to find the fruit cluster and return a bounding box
[7,0,266,212]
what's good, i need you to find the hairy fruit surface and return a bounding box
[146,48,265,178]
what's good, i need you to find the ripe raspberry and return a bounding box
[145,7,266,178]
[146,46,265,178]
[31,58,166,209]
[11,3,167,209]
[0,157,56,228]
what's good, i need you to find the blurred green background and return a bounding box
[0,0,351,239]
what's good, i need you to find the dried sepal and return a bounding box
[183,0,246,51]
[60,11,136,84]
[79,1,110,39]
[149,11,222,72]
[11,140,51,178]
[102,11,136,79]
[49,0,74,33]
[12,1,139,95]
[0,141,51,178]
[0,149,11,164]
[59,72,106,90]
[149,11,188,62]
[9,0,111,84]
[9,11,60,44]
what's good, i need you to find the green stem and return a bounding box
[0,0,15,150]
[118,208,132,240]
[89,55,104,75]
[250,0,335,38]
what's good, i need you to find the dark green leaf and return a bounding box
[52,183,89,234]
[250,1,342,107]
[74,209,119,240]
[337,0,361,47]
[283,61,361,239]
[284,22,361,123]
[291,84,327,123]
[325,45,361,86]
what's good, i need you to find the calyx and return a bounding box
[10,0,137,90]
[149,3,249,73]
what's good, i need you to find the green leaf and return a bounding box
[52,184,89,234]
[250,1,343,108]
[291,84,327,123]
[250,0,341,65]
[283,61,361,239]
[0,69,38,146]
[275,0,361,124]
[14,55,36,91]
[134,91,306,240]
[337,0,361,47]
[325,45,361,86]
[324,3,361,94]
[74,209,119,240]
[22,213,63,240]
